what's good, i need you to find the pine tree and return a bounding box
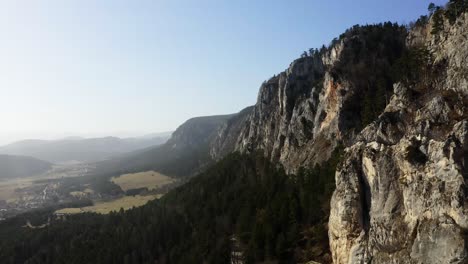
[428,3,436,15]
[431,8,444,35]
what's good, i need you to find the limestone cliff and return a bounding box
[329,13,468,264]
[230,24,406,172]
[210,106,254,159]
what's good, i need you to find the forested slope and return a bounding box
[0,151,342,264]
[0,154,51,179]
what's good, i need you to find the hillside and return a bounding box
[0,155,52,180]
[0,135,170,164]
[91,109,252,178]
[0,152,341,263]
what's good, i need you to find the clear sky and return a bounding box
[0,0,447,145]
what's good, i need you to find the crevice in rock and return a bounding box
[406,142,428,165]
[409,219,420,249]
[461,122,468,180]
[355,159,371,231]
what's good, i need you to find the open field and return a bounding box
[0,166,175,220]
[0,178,34,202]
[111,171,174,191]
[54,171,176,215]
[55,194,161,214]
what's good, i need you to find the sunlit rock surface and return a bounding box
[329,13,468,264]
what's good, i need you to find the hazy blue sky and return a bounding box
[0,0,447,144]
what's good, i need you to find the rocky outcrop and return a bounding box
[233,54,330,170]
[210,106,254,159]
[329,13,468,264]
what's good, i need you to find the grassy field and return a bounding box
[56,171,175,215]
[0,178,34,202]
[56,194,161,215]
[111,171,174,192]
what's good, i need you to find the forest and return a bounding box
[0,148,342,264]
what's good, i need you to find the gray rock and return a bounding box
[329,14,468,264]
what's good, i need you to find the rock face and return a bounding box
[238,50,352,173]
[329,13,468,264]
[230,26,407,172]
[210,106,254,159]
[167,114,235,152]
[233,54,331,170]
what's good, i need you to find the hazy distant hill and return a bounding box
[139,131,173,139]
[0,155,52,179]
[0,135,171,164]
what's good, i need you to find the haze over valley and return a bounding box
[0,132,172,163]
[0,132,173,220]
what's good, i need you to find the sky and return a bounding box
[0,0,448,145]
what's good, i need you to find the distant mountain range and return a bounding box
[0,133,172,164]
[0,154,52,180]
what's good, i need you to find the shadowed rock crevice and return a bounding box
[356,161,371,231]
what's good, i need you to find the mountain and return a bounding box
[229,24,407,172]
[1,4,467,264]
[0,155,52,180]
[0,22,406,261]
[0,135,171,164]
[92,110,252,178]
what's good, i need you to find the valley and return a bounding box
[0,163,93,220]
[1,1,467,263]
[0,163,177,220]
[0,133,174,221]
